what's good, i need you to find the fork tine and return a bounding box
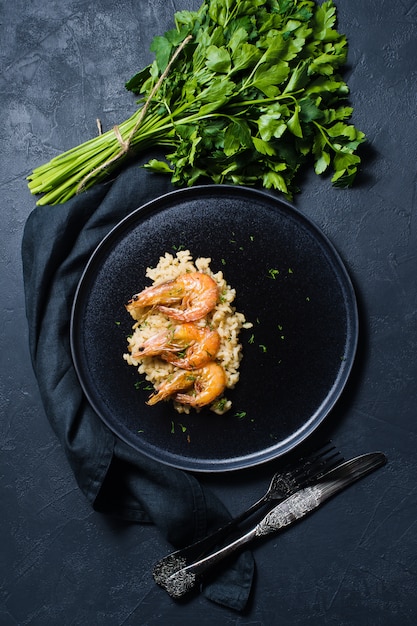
[283,442,335,472]
[277,442,343,490]
[242,442,343,512]
[295,451,343,487]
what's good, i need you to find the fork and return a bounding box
[162,452,387,599]
[152,442,342,587]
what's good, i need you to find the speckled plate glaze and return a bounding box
[70,185,358,472]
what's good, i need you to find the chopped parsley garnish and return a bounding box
[268,268,280,279]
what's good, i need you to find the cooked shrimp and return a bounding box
[175,362,227,408]
[132,322,221,370]
[147,370,196,406]
[147,362,227,408]
[126,272,219,322]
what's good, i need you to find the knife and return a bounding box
[161,451,387,599]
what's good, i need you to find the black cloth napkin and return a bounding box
[21,161,254,611]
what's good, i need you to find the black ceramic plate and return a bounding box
[71,185,358,472]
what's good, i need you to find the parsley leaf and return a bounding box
[28,0,365,206]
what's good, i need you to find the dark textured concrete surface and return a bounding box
[1,0,417,624]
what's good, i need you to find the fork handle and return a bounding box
[152,494,269,586]
[163,527,258,598]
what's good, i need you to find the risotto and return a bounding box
[123,250,252,414]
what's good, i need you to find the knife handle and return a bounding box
[163,486,323,599]
[163,526,258,598]
[255,485,323,537]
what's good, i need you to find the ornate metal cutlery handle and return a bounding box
[162,452,387,599]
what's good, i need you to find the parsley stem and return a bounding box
[27,0,365,205]
[313,121,345,155]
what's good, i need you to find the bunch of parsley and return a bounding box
[28,0,365,206]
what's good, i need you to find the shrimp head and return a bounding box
[147,362,226,408]
[132,322,220,370]
[146,370,196,406]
